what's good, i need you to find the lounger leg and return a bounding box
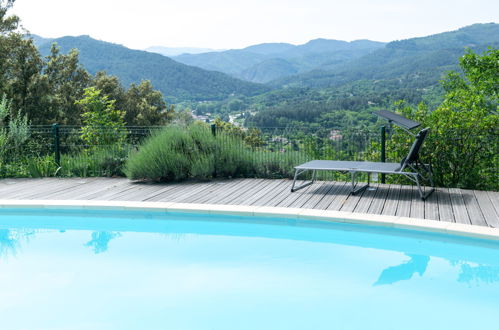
[291,169,315,192]
[351,171,369,195]
[414,174,435,201]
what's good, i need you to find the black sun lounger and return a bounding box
[291,128,435,200]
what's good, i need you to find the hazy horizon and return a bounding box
[11,0,499,50]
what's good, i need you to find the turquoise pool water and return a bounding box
[0,208,498,330]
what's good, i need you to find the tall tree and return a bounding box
[123,80,173,126]
[44,44,91,124]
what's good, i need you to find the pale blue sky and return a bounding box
[11,0,499,49]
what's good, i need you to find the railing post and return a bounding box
[211,124,216,136]
[52,123,60,167]
[380,125,386,183]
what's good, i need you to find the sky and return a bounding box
[10,0,499,50]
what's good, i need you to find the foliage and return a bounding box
[26,155,58,177]
[124,124,252,181]
[426,48,498,189]
[60,145,130,177]
[384,48,498,190]
[0,93,30,162]
[43,43,91,124]
[213,118,264,147]
[76,87,127,147]
[123,80,174,126]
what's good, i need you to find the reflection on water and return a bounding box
[84,231,122,254]
[458,263,499,285]
[0,228,36,258]
[0,229,18,257]
[374,254,429,286]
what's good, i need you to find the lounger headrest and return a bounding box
[406,128,429,163]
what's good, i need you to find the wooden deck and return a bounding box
[1,177,498,228]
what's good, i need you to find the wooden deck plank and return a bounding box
[189,179,251,204]
[423,187,439,221]
[474,190,499,227]
[109,183,172,201]
[275,182,315,208]
[460,189,487,227]
[395,186,413,217]
[57,179,132,200]
[367,184,391,215]
[300,182,337,209]
[315,181,347,210]
[381,184,401,216]
[1,178,69,198]
[87,182,143,200]
[410,187,425,219]
[169,181,224,203]
[241,180,288,206]
[11,178,96,199]
[251,180,294,206]
[0,178,54,196]
[255,180,298,206]
[352,184,379,214]
[288,182,327,208]
[449,188,471,225]
[333,183,363,212]
[435,188,454,222]
[144,180,209,202]
[215,179,269,205]
[46,178,128,200]
[0,178,497,228]
[140,183,186,202]
[326,182,357,211]
[487,191,499,218]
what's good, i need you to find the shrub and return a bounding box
[60,145,129,177]
[125,123,257,181]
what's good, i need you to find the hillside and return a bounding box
[36,36,269,102]
[272,23,499,88]
[173,39,386,83]
[145,46,221,56]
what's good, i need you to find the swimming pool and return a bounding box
[0,204,498,330]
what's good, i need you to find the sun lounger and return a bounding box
[291,128,435,200]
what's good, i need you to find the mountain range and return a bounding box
[272,23,499,89]
[172,39,386,83]
[31,23,499,104]
[34,35,268,102]
[145,46,224,57]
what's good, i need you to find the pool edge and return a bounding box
[0,199,498,241]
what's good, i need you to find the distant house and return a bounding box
[329,130,343,141]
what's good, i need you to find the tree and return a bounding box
[92,71,126,108]
[44,43,91,124]
[426,48,498,189]
[123,80,173,126]
[387,48,498,190]
[76,87,126,147]
[0,1,18,35]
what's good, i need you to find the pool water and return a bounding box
[0,208,498,330]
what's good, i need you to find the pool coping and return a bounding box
[0,199,498,241]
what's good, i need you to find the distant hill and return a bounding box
[272,23,499,88]
[28,34,54,47]
[35,35,269,102]
[145,46,223,57]
[173,39,386,83]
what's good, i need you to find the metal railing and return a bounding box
[0,124,497,190]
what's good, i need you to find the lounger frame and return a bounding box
[291,128,435,200]
[290,160,434,200]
